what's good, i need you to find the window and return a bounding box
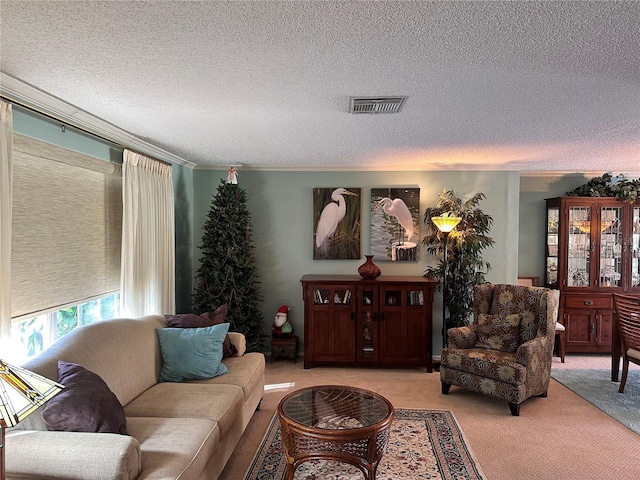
[10,133,122,336]
[5,109,124,364]
[9,292,120,363]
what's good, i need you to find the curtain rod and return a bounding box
[1,95,173,167]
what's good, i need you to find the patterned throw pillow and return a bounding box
[475,313,522,353]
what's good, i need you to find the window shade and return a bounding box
[11,134,122,321]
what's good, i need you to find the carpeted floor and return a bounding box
[219,356,640,480]
[244,408,485,480]
[551,368,640,435]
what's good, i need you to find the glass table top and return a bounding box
[279,385,393,430]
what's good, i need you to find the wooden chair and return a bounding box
[555,321,566,363]
[612,293,640,393]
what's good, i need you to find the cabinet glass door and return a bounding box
[567,206,592,287]
[632,207,640,289]
[406,290,424,306]
[313,288,352,305]
[360,288,376,359]
[599,206,623,288]
[546,207,559,286]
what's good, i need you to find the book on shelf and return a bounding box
[343,290,351,304]
[408,290,424,306]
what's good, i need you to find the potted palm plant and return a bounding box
[423,189,495,328]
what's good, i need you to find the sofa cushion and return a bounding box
[18,316,169,432]
[5,429,140,479]
[41,361,127,434]
[475,313,522,353]
[157,324,229,382]
[124,383,243,438]
[191,352,265,403]
[441,347,527,385]
[164,305,238,358]
[126,416,219,480]
[489,284,545,343]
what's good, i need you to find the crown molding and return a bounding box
[0,72,196,168]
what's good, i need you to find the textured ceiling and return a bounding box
[1,1,639,172]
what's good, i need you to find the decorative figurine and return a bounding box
[227,167,238,184]
[272,305,293,338]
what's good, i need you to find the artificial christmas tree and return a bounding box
[192,175,265,352]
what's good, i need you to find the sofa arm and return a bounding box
[6,430,141,480]
[228,331,246,356]
[447,325,477,349]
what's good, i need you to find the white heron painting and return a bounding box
[313,187,361,259]
[371,187,420,261]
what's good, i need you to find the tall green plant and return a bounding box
[192,179,266,352]
[423,189,495,328]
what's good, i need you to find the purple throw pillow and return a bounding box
[41,361,127,435]
[164,305,237,358]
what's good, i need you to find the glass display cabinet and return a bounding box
[545,197,640,353]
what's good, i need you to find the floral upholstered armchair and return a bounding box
[440,283,560,416]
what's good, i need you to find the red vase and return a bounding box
[358,255,381,279]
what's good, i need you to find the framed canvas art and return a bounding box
[370,187,420,261]
[313,187,361,259]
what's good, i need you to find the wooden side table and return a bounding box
[271,335,299,364]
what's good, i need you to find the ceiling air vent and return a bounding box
[349,96,407,114]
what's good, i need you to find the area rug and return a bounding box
[244,408,485,480]
[551,369,640,435]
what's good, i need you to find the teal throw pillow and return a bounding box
[157,324,229,382]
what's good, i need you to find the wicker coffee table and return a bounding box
[277,385,394,480]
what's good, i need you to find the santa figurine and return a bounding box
[272,305,293,338]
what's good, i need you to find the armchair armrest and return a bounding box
[516,335,554,396]
[447,325,477,349]
[228,331,246,356]
[6,430,141,480]
[516,336,552,368]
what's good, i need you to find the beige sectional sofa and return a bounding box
[6,314,265,480]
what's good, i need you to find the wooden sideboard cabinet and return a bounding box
[545,197,640,353]
[300,275,437,372]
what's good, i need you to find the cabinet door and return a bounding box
[403,287,430,365]
[566,205,595,289]
[598,205,623,289]
[545,204,560,287]
[378,286,427,366]
[596,311,613,348]
[307,286,355,363]
[629,206,640,292]
[357,286,379,363]
[564,310,595,349]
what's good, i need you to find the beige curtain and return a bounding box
[120,150,175,317]
[0,100,12,340]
